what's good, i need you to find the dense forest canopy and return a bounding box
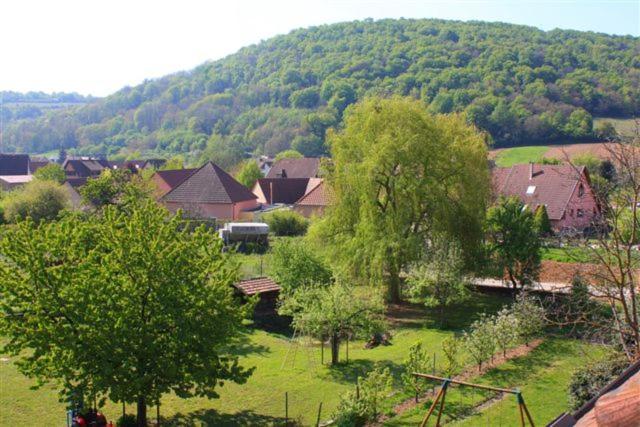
[2,19,639,166]
[1,91,95,124]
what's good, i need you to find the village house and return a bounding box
[265,157,322,179]
[63,158,111,178]
[492,163,600,232]
[252,177,321,205]
[293,179,332,218]
[161,162,258,221]
[0,153,31,175]
[151,168,196,197]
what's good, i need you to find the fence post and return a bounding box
[285,392,289,426]
[316,402,323,427]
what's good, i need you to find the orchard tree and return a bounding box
[441,336,461,377]
[280,283,386,365]
[463,316,496,371]
[486,197,541,289]
[33,163,66,183]
[401,342,431,402]
[269,238,332,297]
[406,239,468,326]
[312,97,490,302]
[493,308,519,357]
[235,160,263,189]
[0,200,252,426]
[512,294,546,346]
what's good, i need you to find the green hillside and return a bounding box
[2,19,639,166]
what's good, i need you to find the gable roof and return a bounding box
[234,277,281,295]
[266,157,321,179]
[162,162,257,204]
[254,178,311,204]
[492,164,588,220]
[153,168,197,190]
[0,154,30,175]
[295,179,333,207]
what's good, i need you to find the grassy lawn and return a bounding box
[594,117,638,138]
[494,146,550,167]
[541,246,593,263]
[1,292,510,426]
[383,338,607,426]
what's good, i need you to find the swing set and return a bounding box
[412,373,535,427]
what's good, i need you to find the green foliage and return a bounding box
[313,97,489,302]
[572,153,601,174]
[486,197,541,289]
[235,160,263,188]
[161,155,185,170]
[334,365,393,426]
[0,200,252,425]
[406,240,469,325]
[512,294,546,345]
[79,169,151,209]
[533,205,553,236]
[540,157,562,165]
[441,336,461,377]
[568,355,628,410]
[493,308,519,357]
[33,163,66,184]
[116,414,137,427]
[594,120,618,140]
[5,20,637,157]
[269,238,332,296]
[279,283,386,364]
[263,210,309,236]
[463,315,497,371]
[274,149,303,161]
[1,180,69,223]
[401,342,431,401]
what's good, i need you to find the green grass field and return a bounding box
[1,293,510,426]
[494,146,550,167]
[594,117,638,138]
[383,339,606,426]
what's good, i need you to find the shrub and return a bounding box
[493,308,519,357]
[463,315,496,371]
[441,336,461,377]
[2,180,69,223]
[401,342,431,402]
[512,294,546,345]
[116,414,137,427]
[33,163,66,183]
[333,365,393,426]
[568,355,628,410]
[263,210,309,236]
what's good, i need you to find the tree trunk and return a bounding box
[137,395,147,427]
[388,272,401,304]
[330,333,340,365]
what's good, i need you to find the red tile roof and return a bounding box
[255,178,311,204]
[154,168,197,190]
[266,157,321,178]
[234,277,281,295]
[493,164,587,220]
[295,179,332,207]
[162,162,257,204]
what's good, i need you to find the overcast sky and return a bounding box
[1,0,638,97]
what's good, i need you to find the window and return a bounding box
[577,209,584,218]
[570,209,574,217]
[578,185,584,197]
[526,185,536,195]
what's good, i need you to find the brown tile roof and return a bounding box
[255,178,311,204]
[63,159,108,176]
[295,179,332,207]
[266,157,321,179]
[0,154,30,175]
[162,162,257,204]
[154,168,197,190]
[492,164,587,220]
[234,277,281,295]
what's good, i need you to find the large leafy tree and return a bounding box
[33,163,66,184]
[1,180,69,223]
[235,160,263,189]
[0,200,252,426]
[313,97,490,302]
[486,196,542,289]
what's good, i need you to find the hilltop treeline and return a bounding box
[2,19,639,165]
[0,91,94,124]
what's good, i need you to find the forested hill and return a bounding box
[3,19,639,166]
[1,91,95,124]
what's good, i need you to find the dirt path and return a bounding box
[377,339,544,424]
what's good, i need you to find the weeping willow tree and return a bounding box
[311,97,490,302]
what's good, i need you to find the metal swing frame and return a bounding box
[412,373,535,427]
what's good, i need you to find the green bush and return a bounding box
[116,414,137,427]
[263,210,309,236]
[568,355,628,410]
[2,180,69,223]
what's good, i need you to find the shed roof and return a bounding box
[234,277,281,295]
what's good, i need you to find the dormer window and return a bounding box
[526,185,536,195]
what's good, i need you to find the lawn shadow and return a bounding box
[164,408,287,426]
[225,329,270,357]
[320,358,404,385]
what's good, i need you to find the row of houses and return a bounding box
[1,153,600,231]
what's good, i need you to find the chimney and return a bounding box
[529,162,533,180]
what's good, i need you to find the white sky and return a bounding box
[1,0,638,96]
